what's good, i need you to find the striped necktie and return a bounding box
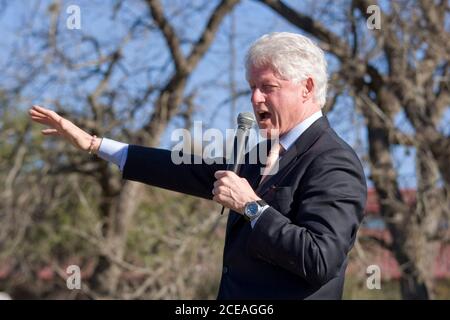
[259,143,283,185]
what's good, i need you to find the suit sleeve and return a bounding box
[246,148,367,287]
[122,145,226,200]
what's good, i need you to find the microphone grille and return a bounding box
[237,112,255,129]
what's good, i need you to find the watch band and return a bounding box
[244,200,269,222]
[256,200,268,207]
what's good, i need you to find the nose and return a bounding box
[251,87,265,105]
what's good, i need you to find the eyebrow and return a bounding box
[250,77,280,84]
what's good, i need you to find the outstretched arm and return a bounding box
[28,105,101,153]
[30,105,256,208]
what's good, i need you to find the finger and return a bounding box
[32,105,59,121]
[31,105,48,115]
[213,179,227,188]
[30,116,52,126]
[29,108,47,118]
[225,171,238,179]
[212,187,221,195]
[213,194,227,204]
[42,129,59,135]
[214,170,229,179]
[216,186,231,196]
[32,105,49,112]
[215,177,231,189]
[30,114,48,121]
[30,109,52,121]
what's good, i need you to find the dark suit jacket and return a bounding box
[122,116,367,299]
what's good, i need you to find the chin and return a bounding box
[258,124,279,139]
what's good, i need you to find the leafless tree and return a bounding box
[1,0,238,298]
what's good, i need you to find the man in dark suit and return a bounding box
[30,32,367,299]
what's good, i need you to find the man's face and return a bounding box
[248,65,304,137]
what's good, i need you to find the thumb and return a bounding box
[42,129,60,136]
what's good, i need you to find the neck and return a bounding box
[288,104,321,132]
[301,103,321,121]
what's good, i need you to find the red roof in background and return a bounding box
[346,240,450,279]
[365,188,416,214]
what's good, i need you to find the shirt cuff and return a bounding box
[250,207,269,228]
[97,137,129,171]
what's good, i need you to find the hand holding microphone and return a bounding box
[213,112,261,215]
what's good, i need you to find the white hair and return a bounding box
[245,32,328,108]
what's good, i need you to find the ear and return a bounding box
[302,77,315,101]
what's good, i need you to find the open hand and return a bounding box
[29,105,96,152]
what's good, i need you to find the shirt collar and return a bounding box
[279,110,323,152]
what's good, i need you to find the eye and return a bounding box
[262,84,277,92]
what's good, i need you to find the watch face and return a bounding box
[246,202,259,217]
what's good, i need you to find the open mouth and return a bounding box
[258,111,271,121]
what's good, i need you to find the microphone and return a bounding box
[220,112,256,215]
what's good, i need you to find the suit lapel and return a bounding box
[256,116,330,196]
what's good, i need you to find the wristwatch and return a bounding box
[244,200,269,222]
